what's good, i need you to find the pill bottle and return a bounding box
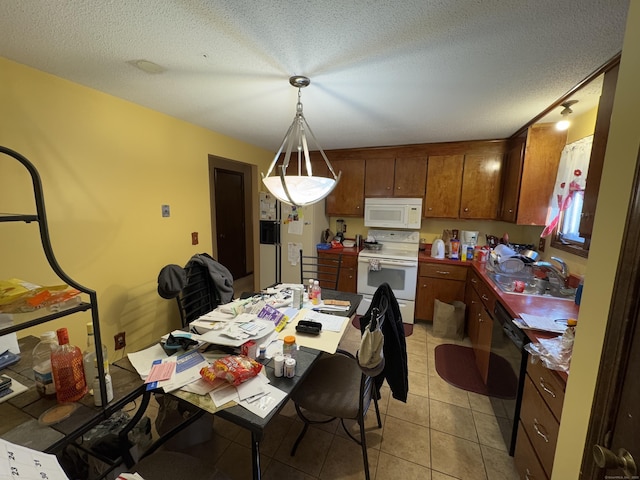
[273,355,285,377]
[283,335,297,358]
[284,358,296,378]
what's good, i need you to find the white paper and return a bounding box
[287,220,304,235]
[239,384,287,418]
[148,350,209,393]
[127,344,168,379]
[298,309,347,332]
[518,313,567,334]
[0,439,68,480]
[235,375,268,401]
[288,242,303,265]
[0,314,20,355]
[210,383,239,407]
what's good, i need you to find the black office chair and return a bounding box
[289,349,382,480]
[299,251,342,290]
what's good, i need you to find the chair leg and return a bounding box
[359,417,371,480]
[372,385,382,429]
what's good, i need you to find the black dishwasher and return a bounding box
[489,301,530,456]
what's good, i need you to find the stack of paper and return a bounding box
[517,313,567,334]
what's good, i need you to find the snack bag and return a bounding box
[200,355,262,386]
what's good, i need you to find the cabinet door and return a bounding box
[517,124,567,225]
[460,154,503,219]
[415,276,466,321]
[474,307,493,384]
[325,159,365,216]
[465,285,481,345]
[425,155,463,218]
[394,157,427,197]
[337,255,357,293]
[499,138,525,222]
[364,157,395,197]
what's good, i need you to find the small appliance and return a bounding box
[431,239,445,259]
[364,198,422,229]
[460,230,479,246]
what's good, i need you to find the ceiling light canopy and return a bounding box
[555,100,578,131]
[262,76,341,207]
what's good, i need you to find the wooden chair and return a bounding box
[299,251,342,290]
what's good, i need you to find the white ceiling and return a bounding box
[0,1,629,151]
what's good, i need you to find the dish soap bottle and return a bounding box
[51,327,87,403]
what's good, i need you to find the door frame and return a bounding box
[208,155,257,282]
[581,147,640,478]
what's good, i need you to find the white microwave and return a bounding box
[364,198,422,229]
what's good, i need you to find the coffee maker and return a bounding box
[460,230,479,247]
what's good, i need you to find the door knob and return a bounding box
[593,445,637,477]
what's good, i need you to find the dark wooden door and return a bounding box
[581,146,640,479]
[214,168,246,279]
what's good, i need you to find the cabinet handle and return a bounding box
[539,377,557,398]
[428,207,433,211]
[533,419,549,443]
[525,468,534,480]
[436,271,450,275]
[464,207,469,212]
[481,294,489,301]
[386,186,391,190]
[471,277,477,284]
[396,186,401,190]
[356,205,361,209]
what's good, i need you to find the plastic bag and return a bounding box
[524,336,572,373]
[433,300,466,340]
[200,355,262,386]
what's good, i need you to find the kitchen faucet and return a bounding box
[533,256,570,287]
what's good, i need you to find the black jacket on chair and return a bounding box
[359,283,408,402]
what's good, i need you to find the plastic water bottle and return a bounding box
[32,331,58,399]
[83,322,110,394]
[51,328,87,403]
[311,280,322,305]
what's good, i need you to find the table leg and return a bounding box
[251,432,261,480]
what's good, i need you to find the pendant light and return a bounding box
[262,76,341,207]
[555,100,578,131]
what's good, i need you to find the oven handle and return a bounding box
[358,258,418,268]
[359,296,410,308]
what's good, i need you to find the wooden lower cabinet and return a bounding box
[515,360,565,479]
[415,263,467,321]
[514,422,548,480]
[465,286,493,384]
[337,254,357,293]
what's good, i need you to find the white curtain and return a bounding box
[541,135,593,237]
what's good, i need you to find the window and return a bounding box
[556,190,585,245]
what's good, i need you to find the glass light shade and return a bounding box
[556,119,570,131]
[262,175,337,206]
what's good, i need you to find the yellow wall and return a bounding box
[0,57,273,357]
[553,1,640,477]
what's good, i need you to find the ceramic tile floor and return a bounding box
[140,318,519,480]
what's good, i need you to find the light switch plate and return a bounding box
[162,205,170,217]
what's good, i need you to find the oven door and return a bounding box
[356,294,415,324]
[357,257,418,300]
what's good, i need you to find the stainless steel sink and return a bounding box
[486,271,576,300]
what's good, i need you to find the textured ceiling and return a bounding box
[0,1,629,151]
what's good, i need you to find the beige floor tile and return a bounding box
[213,416,246,442]
[379,416,430,468]
[428,373,471,408]
[468,392,501,416]
[233,413,295,457]
[431,471,459,480]
[273,422,334,477]
[377,384,391,415]
[319,434,379,480]
[182,430,231,469]
[472,410,511,452]
[262,459,316,480]
[407,351,428,374]
[375,451,432,480]
[430,430,487,480]
[408,369,429,398]
[429,398,478,442]
[480,444,519,480]
[214,441,272,480]
[386,392,429,427]
[334,410,384,450]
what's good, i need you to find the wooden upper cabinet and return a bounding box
[324,158,365,216]
[499,137,526,223]
[364,157,395,196]
[516,124,567,225]
[580,63,619,240]
[460,154,503,219]
[424,155,463,218]
[365,157,427,197]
